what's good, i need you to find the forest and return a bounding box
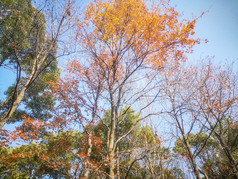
[0,0,237,178]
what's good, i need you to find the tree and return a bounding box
[161,63,204,179]
[0,106,177,178]
[92,108,177,178]
[76,0,199,177]
[174,130,238,179]
[0,0,76,129]
[0,113,90,178]
[194,62,238,178]
[162,61,238,178]
[50,58,105,178]
[0,0,202,177]
[173,133,216,179]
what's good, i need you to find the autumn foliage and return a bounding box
[2,0,237,179]
[79,0,199,70]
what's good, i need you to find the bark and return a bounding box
[0,81,28,129]
[116,147,120,179]
[182,134,202,179]
[108,112,116,179]
[174,112,202,179]
[83,132,92,178]
[83,87,100,178]
[109,150,115,179]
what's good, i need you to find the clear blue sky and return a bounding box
[171,0,238,63]
[1,0,238,98]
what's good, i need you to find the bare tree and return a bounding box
[161,63,204,179]
[194,62,238,178]
[161,60,238,178]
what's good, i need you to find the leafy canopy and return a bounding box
[82,0,198,68]
[0,0,60,122]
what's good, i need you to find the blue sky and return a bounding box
[171,0,238,63]
[1,0,238,100]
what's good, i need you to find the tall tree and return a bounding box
[75,0,199,178]
[195,62,238,178]
[50,59,105,178]
[161,63,204,179]
[0,0,76,129]
[162,61,238,178]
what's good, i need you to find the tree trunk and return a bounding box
[183,134,202,179]
[0,5,66,130]
[83,132,92,178]
[174,111,202,179]
[116,147,120,179]
[107,109,116,179]
[109,150,115,179]
[0,85,28,129]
